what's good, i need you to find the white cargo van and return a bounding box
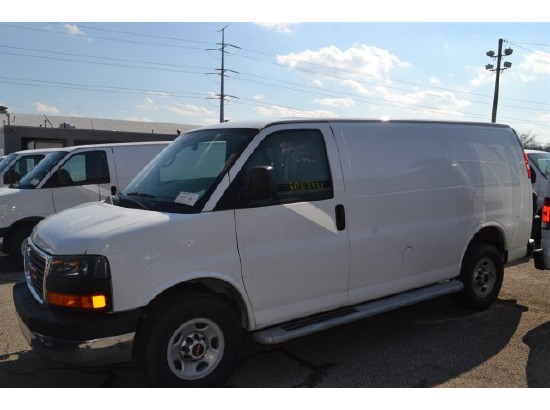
[0,148,59,188]
[0,141,169,262]
[13,119,533,387]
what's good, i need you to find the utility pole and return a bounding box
[208,26,240,123]
[485,38,513,123]
[219,26,227,123]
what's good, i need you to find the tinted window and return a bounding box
[50,150,109,187]
[240,129,333,206]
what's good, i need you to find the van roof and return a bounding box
[14,141,171,155]
[194,118,512,132]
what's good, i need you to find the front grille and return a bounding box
[24,241,51,303]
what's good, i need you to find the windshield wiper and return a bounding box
[125,191,156,198]
[113,192,155,210]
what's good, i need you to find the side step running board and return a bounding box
[252,280,464,345]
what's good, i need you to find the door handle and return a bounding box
[335,204,346,231]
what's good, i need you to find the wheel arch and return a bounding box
[3,217,43,251]
[140,276,253,331]
[464,224,506,263]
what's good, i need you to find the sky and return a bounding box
[1,1,549,144]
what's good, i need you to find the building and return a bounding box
[0,111,199,156]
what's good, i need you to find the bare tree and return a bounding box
[519,131,544,150]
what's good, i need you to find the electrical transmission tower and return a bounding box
[208,26,240,123]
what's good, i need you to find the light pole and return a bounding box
[485,38,513,123]
[0,105,10,126]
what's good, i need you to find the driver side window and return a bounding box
[47,151,109,187]
[237,129,333,207]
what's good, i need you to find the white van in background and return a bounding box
[13,119,533,387]
[525,149,550,247]
[0,148,60,188]
[526,149,550,213]
[0,141,169,262]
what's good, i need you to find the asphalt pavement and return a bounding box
[1,252,549,388]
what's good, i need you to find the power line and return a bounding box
[0,44,212,71]
[2,23,548,128]
[2,44,547,114]
[1,23,206,51]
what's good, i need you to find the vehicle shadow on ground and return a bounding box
[0,348,151,387]
[523,321,550,387]
[0,255,21,274]
[229,296,528,387]
[0,294,527,387]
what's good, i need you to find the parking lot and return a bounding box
[1,251,549,388]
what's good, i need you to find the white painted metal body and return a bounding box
[0,142,168,242]
[29,120,532,331]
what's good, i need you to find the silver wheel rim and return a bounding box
[472,257,497,298]
[167,318,224,380]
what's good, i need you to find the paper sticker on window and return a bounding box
[175,191,199,206]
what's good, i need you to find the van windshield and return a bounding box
[14,151,68,189]
[115,128,256,212]
[0,153,16,173]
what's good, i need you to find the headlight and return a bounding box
[46,255,112,311]
[50,255,111,279]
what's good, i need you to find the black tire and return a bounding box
[136,291,242,387]
[454,243,503,311]
[7,223,35,266]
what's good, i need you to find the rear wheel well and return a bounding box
[469,226,506,262]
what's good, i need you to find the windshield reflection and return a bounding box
[115,128,256,212]
[0,153,16,173]
[15,151,68,189]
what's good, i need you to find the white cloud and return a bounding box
[255,23,299,34]
[255,105,337,118]
[470,66,495,87]
[126,116,153,122]
[277,44,410,81]
[339,79,377,96]
[521,51,550,75]
[135,98,214,119]
[33,102,60,115]
[62,24,85,36]
[167,103,215,117]
[136,97,157,110]
[314,97,355,108]
[428,76,440,85]
[253,94,266,101]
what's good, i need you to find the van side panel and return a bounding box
[444,127,531,261]
[333,123,467,305]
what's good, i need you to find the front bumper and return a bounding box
[13,281,142,367]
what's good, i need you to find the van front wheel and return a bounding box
[454,243,503,310]
[7,223,35,266]
[137,292,242,387]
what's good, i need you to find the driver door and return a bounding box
[49,149,112,213]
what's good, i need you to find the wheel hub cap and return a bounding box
[181,332,208,360]
[167,318,225,381]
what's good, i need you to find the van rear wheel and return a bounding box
[136,292,242,387]
[454,243,503,310]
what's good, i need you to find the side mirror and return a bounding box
[245,166,276,202]
[3,169,20,185]
[530,166,536,184]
